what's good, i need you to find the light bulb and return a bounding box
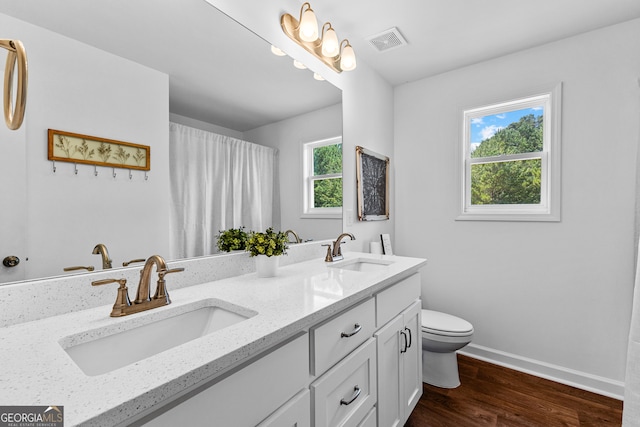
[298,7,318,42]
[340,42,357,71]
[321,27,339,57]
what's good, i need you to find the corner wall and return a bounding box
[395,19,640,397]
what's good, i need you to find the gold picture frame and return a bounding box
[356,146,389,221]
[47,129,150,171]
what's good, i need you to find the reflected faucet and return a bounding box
[92,243,112,269]
[284,229,302,244]
[323,233,356,262]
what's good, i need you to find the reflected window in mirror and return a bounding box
[302,136,342,218]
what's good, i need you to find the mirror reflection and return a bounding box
[0,0,342,285]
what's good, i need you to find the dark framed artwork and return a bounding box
[356,146,389,221]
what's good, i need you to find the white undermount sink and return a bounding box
[328,257,394,273]
[61,300,256,376]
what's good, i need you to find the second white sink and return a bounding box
[329,257,394,273]
[61,300,256,376]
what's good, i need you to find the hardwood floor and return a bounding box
[404,354,623,427]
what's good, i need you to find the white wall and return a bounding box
[395,19,640,396]
[206,0,395,253]
[0,13,171,280]
[244,103,343,242]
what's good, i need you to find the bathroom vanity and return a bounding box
[0,246,426,426]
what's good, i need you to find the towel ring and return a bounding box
[0,39,27,130]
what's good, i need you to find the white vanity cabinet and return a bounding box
[375,274,422,427]
[141,272,423,427]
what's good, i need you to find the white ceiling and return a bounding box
[1,0,639,131]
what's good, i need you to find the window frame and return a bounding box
[301,136,343,219]
[458,83,562,222]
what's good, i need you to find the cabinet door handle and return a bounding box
[341,323,362,338]
[405,326,412,348]
[340,385,361,406]
[400,330,408,353]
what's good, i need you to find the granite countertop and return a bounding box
[0,252,426,426]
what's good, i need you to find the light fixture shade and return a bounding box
[340,41,357,71]
[313,73,325,81]
[299,5,318,42]
[270,45,286,56]
[293,59,307,70]
[321,27,339,57]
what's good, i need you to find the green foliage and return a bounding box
[471,114,543,205]
[216,226,248,252]
[314,178,342,208]
[313,143,343,208]
[246,227,288,257]
[314,143,342,175]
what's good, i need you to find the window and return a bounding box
[302,136,342,218]
[459,84,561,221]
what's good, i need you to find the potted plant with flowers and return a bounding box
[216,226,248,252]
[245,227,288,277]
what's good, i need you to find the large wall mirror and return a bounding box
[0,0,343,285]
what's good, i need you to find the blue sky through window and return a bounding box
[470,106,543,151]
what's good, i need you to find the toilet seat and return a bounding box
[422,309,473,337]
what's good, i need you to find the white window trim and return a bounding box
[457,83,562,222]
[301,136,342,219]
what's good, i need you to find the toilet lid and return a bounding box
[421,309,473,334]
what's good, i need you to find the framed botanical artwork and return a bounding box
[356,146,389,221]
[48,129,150,171]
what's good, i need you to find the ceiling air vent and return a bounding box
[365,27,407,53]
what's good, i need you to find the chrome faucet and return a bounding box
[284,229,302,244]
[92,243,113,269]
[323,233,355,262]
[91,254,184,317]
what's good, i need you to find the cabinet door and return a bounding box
[401,300,423,424]
[375,315,403,427]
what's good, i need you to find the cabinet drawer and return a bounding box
[311,338,377,427]
[311,298,375,375]
[258,389,310,427]
[376,273,420,328]
[143,333,309,427]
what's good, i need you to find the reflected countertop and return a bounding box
[0,252,426,426]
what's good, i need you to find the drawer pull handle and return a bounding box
[341,323,362,338]
[340,385,361,406]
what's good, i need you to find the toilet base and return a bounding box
[422,350,461,389]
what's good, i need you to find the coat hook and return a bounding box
[144,171,148,181]
[52,160,56,173]
[129,169,132,180]
[94,165,98,177]
[74,163,78,175]
[112,168,117,178]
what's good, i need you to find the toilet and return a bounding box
[421,309,474,388]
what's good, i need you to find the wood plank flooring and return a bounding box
[404,354,623,427]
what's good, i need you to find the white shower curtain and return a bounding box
[168,122,280,259]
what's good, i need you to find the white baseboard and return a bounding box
[458,343,624,401]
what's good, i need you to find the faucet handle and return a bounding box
[154,267,185,302]
[322,244,333,262]
[91,278,132,317]
[122,258,145,267]
[64,265,95,272]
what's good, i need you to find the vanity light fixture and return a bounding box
[0,39,27,130]
[280,2,356,73]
